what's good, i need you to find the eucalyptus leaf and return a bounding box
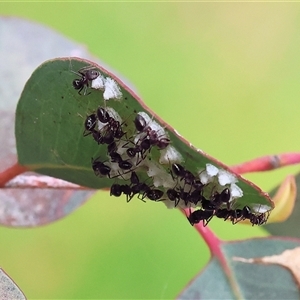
[178,238,300,299]
[15,58,273,213]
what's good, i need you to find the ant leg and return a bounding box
[78,86,84,95]
[203,215,213,227]
[136,194,147,203]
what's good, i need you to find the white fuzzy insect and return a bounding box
[159,145,183,165]
[103,78,122,100]
[91,74,123,101]
[229,183,243,199]
[218,169,238,186]
[91,74,105,89]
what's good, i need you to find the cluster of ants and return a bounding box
[188,198,269,227]
[84,106,170,202]
[72,64,269,227]
[164,163,269,227]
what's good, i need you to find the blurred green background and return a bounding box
[2,3,300,299]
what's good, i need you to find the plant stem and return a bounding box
[230,152,300,174]
[0,162,28,187]
[182,208,243,299]
[182,209,223,257]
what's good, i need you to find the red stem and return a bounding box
[182,209,223,257]
[182,209,242,298]
[0,162,29,187]
[230,152,300,174]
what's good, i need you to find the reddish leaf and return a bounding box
[0,17,98,227]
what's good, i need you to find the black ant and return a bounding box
[122,129,152,165]
[166,165,204,207]
[145,189,164,201]
[72,66,100,95]
[110,183,122,197]
[128,172,150,201]
[147,129,170,149]
[214,205,269,226]
[110,172,162,202]
[133,114,170,150]
[127,172,163,202]
[187,208,214,226]
[109,151,133,171]
[166,184,203,207]
[83,114,103,143]
[215,208,242,224]
[83,107,125,145]
[240,206,269,226]
[193,179,204,190]
[110,183,133,202]
[215,208,231,220]
[166,188,181,207]
[126,144,144,159]
[186,189,203,205]
[82,112,107,144]
[91,157,111,177]
[166,187,190,207]
[174,187,193,206]
[249,212,269,226]
[96,107,126,143]
[124,138,150,165]
[107,141,118,155]
[83,111,119,145]
[211,188,231,209]
[171,163,196,187]
[194,188,231,212]
[201,198,218,211]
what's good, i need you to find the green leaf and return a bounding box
[178,238,300,299]
[15,57,273,212]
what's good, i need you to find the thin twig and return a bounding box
[181,208,222,257]
[0,162,29,187]
[181,209,243,298]
[230,152,300,174]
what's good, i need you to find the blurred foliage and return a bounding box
[178,238,300,299]
[265,172,300,238]
[1,3,300,299]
